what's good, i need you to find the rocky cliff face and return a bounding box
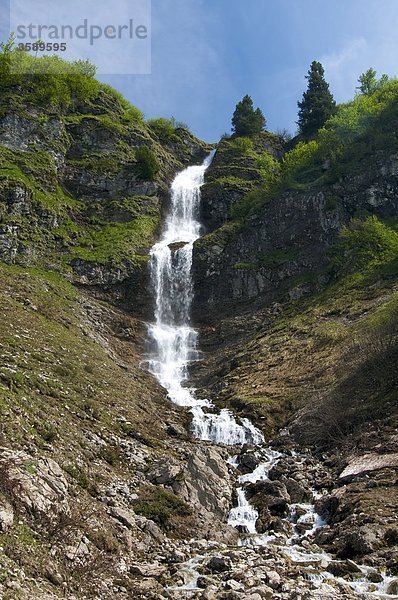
[199,132,284,232]
[0,86,210,318]
[193,150,398,319]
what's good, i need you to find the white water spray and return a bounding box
[146,156,211,407]
[145,156,396,598]
[147,153,264,445]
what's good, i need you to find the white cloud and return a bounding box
[321,38,367,72]
[320,38,369,101]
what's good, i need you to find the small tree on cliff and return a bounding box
[297,61,336,138]
[231,95,266,136]
[356,68,389,95]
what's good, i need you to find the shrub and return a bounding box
[147,117,177,142]
[174,120,190,132]
[135,146,159,180]
[331,216,398,276]
[98,445,120,465]
[230,153,281,220]
[122,105,144,123]
[281,140,320,185]
[0,46,100,108]
[63,464,92,491]
[36,424,57,443]
[233,261,256,270]
[256,152,281,180]
[99,83,144,121]
[229,136,254,155]
[133,486,192,528]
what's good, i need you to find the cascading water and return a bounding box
[145,154,396,598]
[146,156,208,407]
[146,152,264,446]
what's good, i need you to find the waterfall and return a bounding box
[146,152,264,446]
[146,153,212,408]
[145,157,393,597]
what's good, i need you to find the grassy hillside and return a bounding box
[194,79,398,449]
[0,49,210,281]
[225,79,398,222]
[0,51,218,598]
[207,249,397,438]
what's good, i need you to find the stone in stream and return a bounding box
[168,241,188,253]
[237,448,258,474]
[387,579,398,595]
[280,475,312,503]
[245,479,290,518]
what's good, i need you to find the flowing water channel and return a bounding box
[145,153,396,598]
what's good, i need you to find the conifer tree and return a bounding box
[231,95,266,136]
[356,68,388,95]
[297,61,336,138]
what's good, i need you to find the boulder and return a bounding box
[109,506,136,530]
[336,528,378,558]
[246,480,290,516]
[281,476,311,503]
[147,458,182,485]
[237,450,258,474]
[172,445,237,542]
[129,563,166,578]
[0,494,14,532]
[339,453,398,481]
[0,448,70,524]
[206,555,232,573]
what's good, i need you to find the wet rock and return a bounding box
[368,571,384,583]
[326,560,362,577]
[237,450,258,474]
[206,555,232,573]
[268,458,294,481]
[246,480,290,517]
[281,476,311,503]
[314,493,340,521]
[387,579,398,595]
[197,575,212,588]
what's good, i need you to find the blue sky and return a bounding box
[2,0,398,141]
[99,0,398,140]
